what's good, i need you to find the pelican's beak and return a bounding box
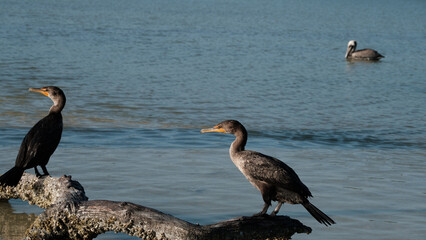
[29,88,49,97]
[345,46,353,59]
[201,125,226,133]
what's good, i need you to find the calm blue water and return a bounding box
[1,0,425,239]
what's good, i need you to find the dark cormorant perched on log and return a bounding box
[345,40,384,60]
[0,86,66,187]
[201,120,335,226]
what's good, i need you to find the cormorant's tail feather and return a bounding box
[0,167,25,187]
[302,202,335,226]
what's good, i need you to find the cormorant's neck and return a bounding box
[230,127,247,156]
[49,97,66,114]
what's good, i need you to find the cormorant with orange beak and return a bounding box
[0,86,66,186]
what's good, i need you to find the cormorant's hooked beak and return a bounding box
[29,88,49,97]
[200,125,227,133]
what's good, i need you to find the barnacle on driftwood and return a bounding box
[0,173,311,240]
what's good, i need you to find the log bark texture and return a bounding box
[0,173,312,240]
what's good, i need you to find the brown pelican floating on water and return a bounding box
[201,120,335,226]
[345,40,384,60]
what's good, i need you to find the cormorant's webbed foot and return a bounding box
[38,174,50,178]
[253,212,268,217]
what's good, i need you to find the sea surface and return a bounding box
[0,0,425,239]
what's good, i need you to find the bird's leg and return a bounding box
[34,167,42,177]
[270,202,283,216]
[253,203,270,216]
[40,165,50,176]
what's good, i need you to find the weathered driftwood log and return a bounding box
[0,173,87,208]
[0,173,311,240]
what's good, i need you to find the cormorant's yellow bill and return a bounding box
[200,125,227,133]
[29,88,49,97]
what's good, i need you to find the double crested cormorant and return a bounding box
[0,86,66,187]
[345,40,384,60]
[201,120,335,226]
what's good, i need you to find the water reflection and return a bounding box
[0,200,38,240]
[344,59,384,73]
